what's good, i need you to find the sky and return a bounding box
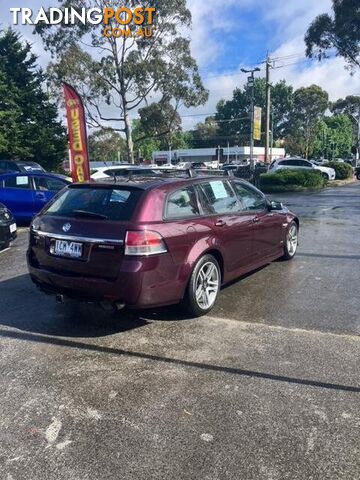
[1,0,359,131]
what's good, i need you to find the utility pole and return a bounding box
[241,67,260,175]
[265,57,272,164]
[349,104,360,166]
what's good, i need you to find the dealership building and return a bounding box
[152,146,285,165]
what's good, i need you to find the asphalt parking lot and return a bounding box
[0,183,359,480]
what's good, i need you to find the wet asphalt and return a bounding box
[0,182,359,479]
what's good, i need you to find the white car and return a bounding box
[91,165,160,181]
[269,158,336,180]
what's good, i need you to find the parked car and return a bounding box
[0,159,46,174]
[269,158,336,180]
[0,203,17,249]
[27,174,299,316]
[175,162,208,170]
[222,164,239,172]
[0,172,70,222]
[91,166,161,181]
[355,166,360,181]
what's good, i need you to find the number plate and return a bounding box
[53,240,83,258]
[9,223,17,234]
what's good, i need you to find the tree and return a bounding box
[331,95,360,143]
[88,128,127,163]
[305,0,360,71]
[285,85,329,158]
[214,78,293,147]
[36,1,208,163]
[313,114,353,159]
[190,117,219,148]
[0,29,66,170]
[132,119,161,162]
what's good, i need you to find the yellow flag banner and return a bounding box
[253,106,262,141]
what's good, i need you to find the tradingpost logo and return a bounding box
[10,6,156,38]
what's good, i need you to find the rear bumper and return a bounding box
[27,252,187,309]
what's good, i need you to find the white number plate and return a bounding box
[54,240,83,258]
[9,223,17,233]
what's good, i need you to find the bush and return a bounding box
[324,161,353,180]
[260,169,327,193]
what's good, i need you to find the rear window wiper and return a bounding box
[72,210,108,219]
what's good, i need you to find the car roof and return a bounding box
[69,173,251,192]
[0,172,69,180]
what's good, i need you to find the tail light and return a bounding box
[124,230,167,256]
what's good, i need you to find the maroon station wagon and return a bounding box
[27,174,299,316]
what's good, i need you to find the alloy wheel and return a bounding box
[195,261,220,310]
[286,224,298,257]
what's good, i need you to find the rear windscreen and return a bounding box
[43,187,143,221]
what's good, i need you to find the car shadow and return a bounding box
[0,274,149,338]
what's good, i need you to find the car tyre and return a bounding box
[183,254,221,317]
[321,172,329,181]
[282,221,298,260]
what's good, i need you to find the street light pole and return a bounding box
[241,67,260,176]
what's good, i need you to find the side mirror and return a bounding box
[269,200,283,211]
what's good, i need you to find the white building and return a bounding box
[152,146,285,165]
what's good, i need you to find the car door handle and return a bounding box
[215,220,226,227]
[35,192,47,200]
[252,216,260,223]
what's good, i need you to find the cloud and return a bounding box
[181,0,359,129]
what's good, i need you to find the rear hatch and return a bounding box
[29,184,144,280]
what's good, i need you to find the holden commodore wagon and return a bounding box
[27,174,299,316]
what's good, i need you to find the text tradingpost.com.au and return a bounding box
[9,7,156,38]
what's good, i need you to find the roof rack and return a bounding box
[98,168,234,184]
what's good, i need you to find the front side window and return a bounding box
[198,180,239,215]
[166,187,200,219]
[4,175,31,189]
[34,176,67,192]
[233,182,267,211]
[299,160,312,168]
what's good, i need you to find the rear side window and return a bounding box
[198,180,238,214]
[44,187,143,221]
[4,175,31,189]
[166,187,200,219]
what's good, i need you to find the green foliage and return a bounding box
[331,96,360,143]
[0,29,66,170]
[260,169,327,192]
[305,0,360,71]
[36,0,208,162]
[132,119,161,161]
[215,78,293,146]
[285,85,329,158]
[88,128,127,163]
[189,117,220,148]
[324,161,353,179]
[313,114,353,159]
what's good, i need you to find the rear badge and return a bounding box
[62,223,71,232]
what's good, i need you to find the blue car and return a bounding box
[0,172,70,222]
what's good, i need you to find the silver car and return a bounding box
[269,158,336,180]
